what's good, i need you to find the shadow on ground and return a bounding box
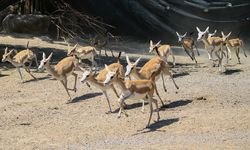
[134,118,179,135]
[70,92,103,103]
[160,99,192,111]
[223,69,242,75]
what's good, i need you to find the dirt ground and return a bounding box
[0,35,249,149]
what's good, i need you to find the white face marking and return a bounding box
[80,71,91,83]
[38,59,46,71]
[125,65,133,77]
[104,71,116,85]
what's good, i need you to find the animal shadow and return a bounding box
[0,74,9,77]
[223,69,242,75]
[135,118,179,134]
[112,102,148,113]
[173,72,190,78]
[70,92,103,103]
[23,76,51,83]
[161,99,192,110]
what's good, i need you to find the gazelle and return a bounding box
[103,67,160,128]
[1,42,38,82]
[125,55,179,106]
[221,32,247,64]
[149,40,176,66]
[90,32,115,57]
[176,32,199,63]
[38,52,79,103]
[80,55,125,113]
[207,30,231,63]
[197,27,224,71]
[64,38,98,72]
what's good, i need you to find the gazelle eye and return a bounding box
[111,76,114,79]
[86,75,89,77]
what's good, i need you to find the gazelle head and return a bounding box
[176,32,187,42]
[103,64,117,86]
[196,26,209,41]
[80,70,92,84]
[38,52,53,71]
[208,29,217,38]
[221,31,231,42]
[149,40,161,53]
[125,55,141,77]
[2,47,14,62]
[67,44,78,56]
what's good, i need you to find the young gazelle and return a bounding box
[90,31,115,57]
[80,57,125,113]
[125,55,179,106]
[38,52,79,103]
[176,32,199,63]
[103,67,160,128]
[221,32,247,64]
[1,42,38,82]
[197,27,225,71]
[207,30,231,63]
[65,41,98,72]
[149,40,176,66]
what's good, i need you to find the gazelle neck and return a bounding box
[44,63,61,79]
[131,68,145,80]
[88,75,104,88]
[113,77,127,91]
[7,57,21,67]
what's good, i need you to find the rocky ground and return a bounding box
[0,35,249,149]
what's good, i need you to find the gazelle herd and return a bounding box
[1,26,247,127]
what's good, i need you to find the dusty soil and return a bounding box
[0,35,250,149]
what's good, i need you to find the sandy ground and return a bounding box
[0,35,250,149]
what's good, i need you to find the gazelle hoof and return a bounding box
[105,111,112,114]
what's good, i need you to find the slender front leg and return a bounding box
[147,100,153,128]
[154,84,164,107]
[103,90,112,113]
[170,50,176,67]
[191,50,197,64]
[194,44,200,56]
[111,84,119,98]
[152,98,160,122]
[236,48,241,64]
[169,74,179,89]
[161,73,167,92]
[226,46,232,60]
[23,66,36,80]
[141,99,145,113]
[60,80,71,101]
[72,72,77,92]
[184,47,193,61]
[17,67,24,83]
[110,49,115,57]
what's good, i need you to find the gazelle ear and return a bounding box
[126,55,131,65]
[8,49,14,55]
[104,64,110,72]
[176,32,180,37]
[26,41,29,49]
[47,52,53,61]
[213,30,217,34]
[221,31,225,37]
[196,27,201,32]
[135,57,141,65]
[205,26,209,32]
[226,32,231,38]
[155,40,161,46]
[4,47,8,54]
[42,52,46,60]
[150,40,153,46]
[183,32,187,37]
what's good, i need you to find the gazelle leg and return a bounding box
[161,73,167,92]
[154,84,164,106]
[147,99,153,128]
[141,99,145,113]
[17,67,24,83]
[111,84,119,98]
[110,49,115,57]
[169,74,179,89]
[184,48,193,61]
[236,48,241,64]
[104,48,108,57]
[103,91,112,113]
[72,72,77,92]
[194,44,200,56]
[152,98,160,122]
[226,46,232,60]
[23,66,36,80]
[118,93,130,118]
[242,47,247,57]
[191,50,197,64]
[60,80,71,101]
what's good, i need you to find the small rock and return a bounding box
[20,122,31,126]
[197,96,206,100]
